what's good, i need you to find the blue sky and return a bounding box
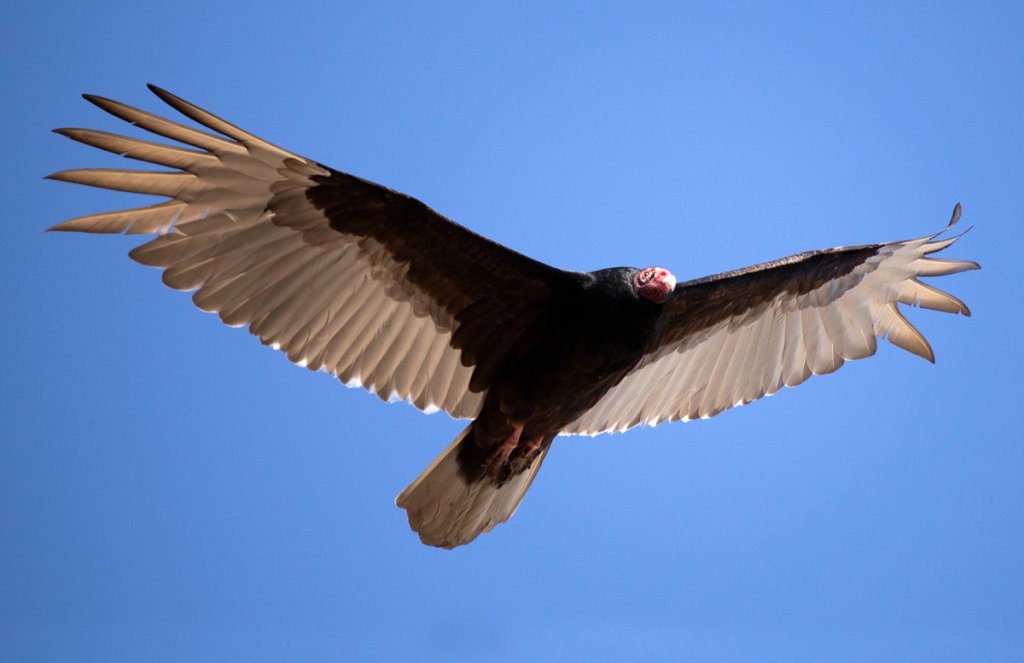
[3,1,1022,661]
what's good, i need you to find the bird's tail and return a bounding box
[396,424,548,549]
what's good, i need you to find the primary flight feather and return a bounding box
[50,85,979,548]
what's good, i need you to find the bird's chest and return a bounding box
[497,296,660,427]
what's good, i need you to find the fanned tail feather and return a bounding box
[396,424,548,549]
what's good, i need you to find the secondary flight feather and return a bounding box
[50,86,979,548]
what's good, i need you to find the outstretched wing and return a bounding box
[49,85,578,418]
[563,206,978,435]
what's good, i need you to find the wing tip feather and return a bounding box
[885,303,936,363]
[47,220,84,233]
[81,92,117,112]
[147,83,178,106]
[44,170,76,184]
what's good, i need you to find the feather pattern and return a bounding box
[563,208,978,435]
[47,85,578,419]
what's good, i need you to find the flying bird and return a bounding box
[49,86,978,548]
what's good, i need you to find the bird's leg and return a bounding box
[456,417,524,483]
[459,414,543,484]
[492,423,525,467]
[508,434,545,474]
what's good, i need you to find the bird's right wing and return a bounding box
[562,206,978,435]
[50,86,580,419]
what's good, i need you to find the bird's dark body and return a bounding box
[306,171,669,485]
[459,268,663,484]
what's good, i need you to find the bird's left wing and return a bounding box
[562,206,978,435]
[49,86,578,419]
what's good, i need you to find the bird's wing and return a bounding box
[562,206,978,435]
[50,86,578,419]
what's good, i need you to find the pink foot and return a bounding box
[493,423,524,466]
[509,435,544,473]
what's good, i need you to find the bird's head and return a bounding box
[633,266,676,304]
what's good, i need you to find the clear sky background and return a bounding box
[3,2,1021,661]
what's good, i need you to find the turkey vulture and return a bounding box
[49,86,978,548]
